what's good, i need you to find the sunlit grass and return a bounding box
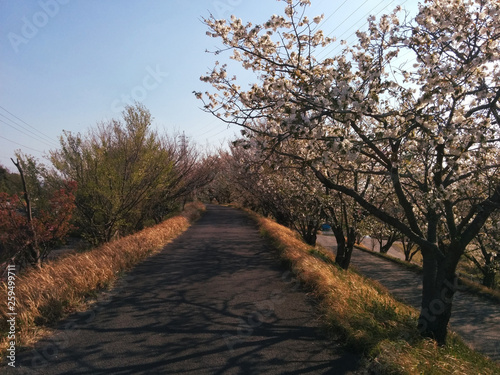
[254,213,500,375]
[0,201,205,361]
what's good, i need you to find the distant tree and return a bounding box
[0,155,76,268]
[199,151,235,204]
[365,219,401,254]
[141,136,218,225]
[323,189,366,269]
[401,236,420,263]
[51,104,212,245]
[465,212,500,288]
[228,142,325,245]
[50,104,180,245]
[0,164,22,194]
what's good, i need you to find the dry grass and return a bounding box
[253,213,500,375]
[0,201,205,360]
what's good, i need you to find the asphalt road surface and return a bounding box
[7,206,363,375]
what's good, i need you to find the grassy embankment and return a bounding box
[0,201,205,361]
[355,237,500,296]
[354,242,500,304]
[254,213,500,375]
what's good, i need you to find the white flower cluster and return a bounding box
[199,0,500,259]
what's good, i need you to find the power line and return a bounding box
[0,135,45,154]
[317,0,402,59]
[325,0,371,38]
[0,105,58,147]
[198,116,229,136]
[205,127,232,139]
[316,0,350,31]
[0,118,57,148]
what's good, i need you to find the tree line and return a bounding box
[196,0,500,345]
[1,0,498,350]
[0,103,217,270]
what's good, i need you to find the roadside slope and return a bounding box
[317,234,500,363]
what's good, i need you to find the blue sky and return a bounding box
[0,0,418,170]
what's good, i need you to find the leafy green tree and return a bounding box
[51,104,178,245]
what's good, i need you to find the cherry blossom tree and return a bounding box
[197,0,500,344]
[401,235,421,263]
[230,142,325,245]
[366,220,401,254]
[218,140,370,268]
[464,211,500,288]
[321,170,372,269]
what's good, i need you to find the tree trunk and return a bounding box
[418,251,460,344]
[332,225,347,269]
[302,230,317,246]
[482,267,496,289]
[301,220,318,246]
[380,232,398,254]
[332,225,356,270]
[402,237,419,262]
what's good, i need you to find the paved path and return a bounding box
[7,206,362,374]
[317,234,500,363]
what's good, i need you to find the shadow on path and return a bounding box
[7,206,362,374]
